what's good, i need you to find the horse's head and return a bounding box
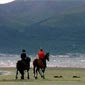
[45,52,49,61]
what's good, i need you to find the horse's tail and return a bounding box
[33,65,35,77]
[33,59,37,76]
[16,60,23,74]
[16,61,19,79]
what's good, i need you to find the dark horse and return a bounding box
[16,57,31,79]
[33,53,49,79]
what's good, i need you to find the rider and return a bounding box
[21,49,31,68]
[38,49,45,66]
[21,49,27,61]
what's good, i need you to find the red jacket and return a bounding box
[38,50,45,59]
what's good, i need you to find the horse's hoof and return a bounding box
[43,76,45,79]
[16,77,18,79]
[21,77,24,80]
[16,78,18,80]
[27,77,30,79]
[41,76,45,79]
[35,77,37,79]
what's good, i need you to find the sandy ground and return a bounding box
[0,67,85,85]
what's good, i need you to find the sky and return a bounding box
[0,0,15,4]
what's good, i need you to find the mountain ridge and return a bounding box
[0,1,85,54]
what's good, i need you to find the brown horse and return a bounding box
[16,57,31,79]
[33,53,49,79]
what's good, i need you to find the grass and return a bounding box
[0,67,85,85]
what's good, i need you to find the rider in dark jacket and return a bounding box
[21,49,27,61]
[21,49,31,68]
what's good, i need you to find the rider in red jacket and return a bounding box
[38,49,45,59]
[38,49,45,67]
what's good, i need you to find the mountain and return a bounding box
[0,0,85,54]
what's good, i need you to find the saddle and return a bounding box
[21,57,31,68]
[37,59,45,68]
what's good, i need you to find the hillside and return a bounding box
[0,0,85,54]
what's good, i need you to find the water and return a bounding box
[0,53,85,68]
[48,54,85,68]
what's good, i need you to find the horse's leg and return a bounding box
[41,68,45,79]
[38,68,43,78]
[16,69,18,79]
[21,72,24,79]
[20,70,24,79]
[27,70,30,79]
[35,68,38,79]
[33,66,36,78]
[33,66,38,79]
[42,68,45,74]
[33,66,37,79]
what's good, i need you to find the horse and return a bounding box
[33,52,49,79]
[16,57,31,79]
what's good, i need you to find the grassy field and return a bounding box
[0,67,85,85]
